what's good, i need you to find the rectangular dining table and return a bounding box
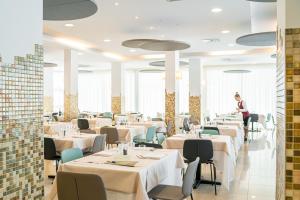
[47,148,185,200]
[162,134,236,190]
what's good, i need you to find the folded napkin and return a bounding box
[139,152,167,160]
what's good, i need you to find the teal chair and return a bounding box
[103,112,113,118]
[202,129,219,135]
[156,132,166,145]
[61,148,83,163]
[133,126,156,143]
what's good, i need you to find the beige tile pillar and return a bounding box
[189,58,202,122]
[111,62,124,114]
[165,51,179,135]
[64,49,78,121]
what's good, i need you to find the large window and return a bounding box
[124,70,137,112]
[78,71,111,112]
[138,72,165,118]
[178,70,189,113]
[204,65,276,117]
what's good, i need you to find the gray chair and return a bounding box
[148,157,200,200]
[100,126,120,148]
[152,117,163,121]
[57,172,107,200]
[78,118,96,134]
[84,135,107,156]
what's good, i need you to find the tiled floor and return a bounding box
[44,130,276,200]
[193,130,276,200]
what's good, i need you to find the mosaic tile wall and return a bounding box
[0,45,44,199]
[64,94,78,121]
[189,95,201,122]
[284,28,300,200]
[112,96,121,114]
[165,91,175,136]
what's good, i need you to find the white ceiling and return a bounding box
[43,0,277,70]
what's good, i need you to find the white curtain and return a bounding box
[78,71,111,112]
[178,70,189,113]
[53,71,64,112]
[204,65,276,118]
[124,70,136,112]
[138,72,165,118]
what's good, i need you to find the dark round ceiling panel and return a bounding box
[122,39,158,48]
[44,0,98,20]
[122,39,190,51]
[236,31,276,46]
[149,61,189,67]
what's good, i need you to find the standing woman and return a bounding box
[234,92,250,141]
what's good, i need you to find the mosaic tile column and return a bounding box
[111,62,123,114]
[189,58,202,122]
[64,49,78,121]
[165,52,179,135]
[0,45,44,199]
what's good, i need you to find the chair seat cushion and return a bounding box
[148,185,185,200]
[80,129,96,134]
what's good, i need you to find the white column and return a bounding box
[44,68,54,114]
[111,62,124,114]
[165,51,179,135]
[189,58,202,122]
[134,70,139,112]
[64,49,78,121]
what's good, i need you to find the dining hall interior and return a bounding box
[0,0,299,200]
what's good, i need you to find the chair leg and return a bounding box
[190,193,194,200]
[213,164,217,195]
[55,160,59,172]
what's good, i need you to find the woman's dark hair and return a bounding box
[235,92,240,98]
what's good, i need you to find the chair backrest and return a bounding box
[183,140,199,162]
[100,126,119,144]
[44,137,57,160]
[266,113,272,122]
[103,112,112,118]
[152,118,163,121]
[156,133,166,145]
[135,142,163,149]
[57,172,107,200]
[250,114,259,122]
[183,139,213,163]
[61,148,83,163]
[182,157,200,197]
[92,135,106,153]
[78,118,89,130]
[183,118,190,132]
[146,126,156,142]
[202,128,220,135]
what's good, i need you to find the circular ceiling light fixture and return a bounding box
[122,39,190,51]
[44,0,97,20]
[224,70,251,73]
[236,31,276,46]
[246,0,276,2]
[44,62,58,68]
[149,61,189,67]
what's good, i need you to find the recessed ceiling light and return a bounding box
[114,2,119,6]
[129,49,136,52]
[161,34,165,38]
[64,23,74,27]
[228,43,235,47]
[103,39,111,42]
[211,8,222,13]
[135,16,140,20]
[149,26,155,30]
[221,30,230,34]
[251,195,256,199]
[77,52,83,56]
[202,38,220,43]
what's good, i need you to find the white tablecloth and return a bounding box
[128,121,166,129]
[45,133,97,152]
[71,118,112,129]
[162,134,236,190]
[218,125,244,154]
[44,122,74,135]
[47,148,185,200]
[214,120,243,129]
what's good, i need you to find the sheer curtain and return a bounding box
[138,72,165,118]
[178,70,189,113]
[124,70,136,112]
[53,71,64,112]
[78,71,111,112]
[204,65,276,117]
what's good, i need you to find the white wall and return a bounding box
[0,0,42,63]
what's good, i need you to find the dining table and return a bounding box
[44,122,74,135]
[46,148,185,200]
[162,133,236,190]
[128,121,166,129]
